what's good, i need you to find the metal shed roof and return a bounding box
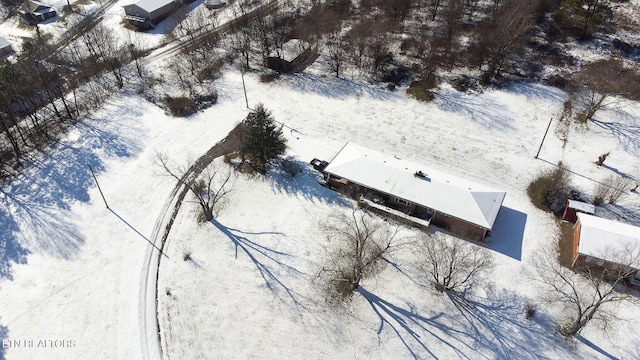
[0,37,11,49]
[129,0,175,13]
[567,199,595,214]
[323,143,506,230]
[577,213,640,267]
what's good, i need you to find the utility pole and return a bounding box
[88,164,109,209]
[241,69,249,109]
[535,118,553,159]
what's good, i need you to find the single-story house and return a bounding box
[572,213,640,286]
[322,143,506,240]
[123,0,181,29]
[0,37,14,59]
[562,199,595,223]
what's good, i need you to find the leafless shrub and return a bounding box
[595,152,610,166]
[594,175,632,205]
[280,158,303,177]
[524,304,536,320]
[183,248,193,261]
[606,176,632,204]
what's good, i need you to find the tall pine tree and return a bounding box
[241,104,287,174]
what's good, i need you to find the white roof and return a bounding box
[567,199,595,214]
[130,0,174,12]
[324,143,506,229]
[577,213,640,267]
[0,37,11,49]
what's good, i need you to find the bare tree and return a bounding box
[527,246,640,337]
[473,0,537,81]
[80,24,128,88]
[320,208,400,294]
[155,153,233,221]
[418,233,495,292]
[570,59,640,122]
[325,30,347,77]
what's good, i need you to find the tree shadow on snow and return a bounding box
[508,83,567,103]
[435,90,516,133]
[357,286,577,359]
[484,206,527,261]
[356,286,478,360]
[211,218,309,308]
[278,73,401,101]
[446,290,575,360]
[0,108,144,281]
[268,157,350,207]
[591,118,640,156]
[575,335,619,360]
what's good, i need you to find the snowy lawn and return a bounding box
[1,66,639,359]
[157,69,640,359]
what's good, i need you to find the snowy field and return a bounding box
[1,58,639,360]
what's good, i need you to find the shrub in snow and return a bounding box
[527,167,572,214]
[407,79,436,103]
[280,158,303,177]
[165,96,198,117]
[595,152,609,166]
[524,304,536,320]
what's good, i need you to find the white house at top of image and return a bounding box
[322,142,506,240]
[19,1,57,25]
[205,0,227,9]
[573,213,640,286]
[123,0,185,30]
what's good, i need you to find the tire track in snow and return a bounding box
[140,124,242,359]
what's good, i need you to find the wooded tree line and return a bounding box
[0,0,633,179]
[224,0,623,85]
[0,23,142,179]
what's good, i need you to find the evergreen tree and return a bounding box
[241,104,287,174]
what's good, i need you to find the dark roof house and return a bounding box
[20,1,57,25]
[123,0,181,30]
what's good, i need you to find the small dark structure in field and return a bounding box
[123,0,185,30]
[562,199,595,223]
[20,1,57,25]
[265,39,318,74]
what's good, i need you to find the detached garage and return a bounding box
[573,213,640,286]
[123,0,180,29]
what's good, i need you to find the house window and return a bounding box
[395,197,410,206]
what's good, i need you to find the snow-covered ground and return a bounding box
[1,58,639,359]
